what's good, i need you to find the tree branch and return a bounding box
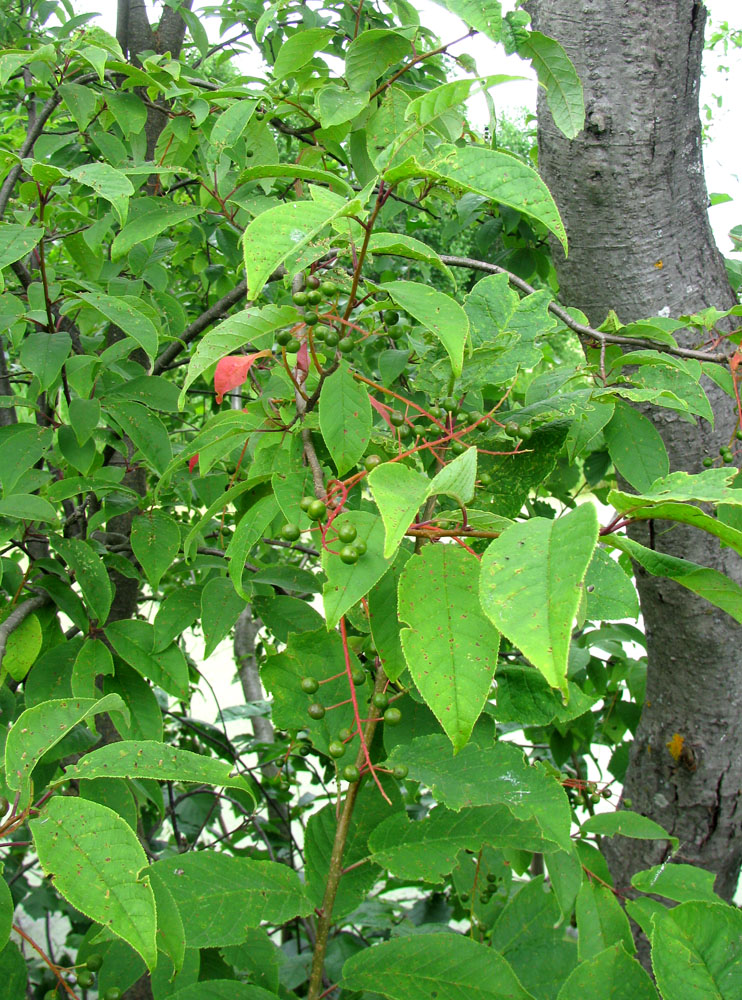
[0,596,48,672]
[438,254,731,364]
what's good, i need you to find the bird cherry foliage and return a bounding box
[0,1,741,998]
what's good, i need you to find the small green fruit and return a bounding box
[353,539,367,556]
[351,666,366,685]
[300,496,315,512]
[279,80,291,94]
[338,727,353,742]
[313,324,330,341]
[276,329,292,346]
[339,545,359,565]
[320,280,338,297]
[364,454,382,471]
[292,291,309,306]
[736,428,742,441]
[702,456,714,468]
[338,336,355,353]
[479,472,492,485]
[467,410,483,423]
[383,706,402,726]
[306,289,323,306]
[372,692,389,710]
[85,954,103,972]
[306,274,321,289]
[307,702,326,720]
[300,676,319,694]
[328,740,346,759]
[303,312,319,326]
[342,764,360,782]
[383,309,400,326]
[392,764,408,779]
[285,337,301,352]
[505,421,520,437]
[450,440,466,455]
[397,423,412,440]
[281,523,301,541]
[442,396,457,412]
[77,971,95,989]
[307,499,327,521]
[324,330,339,347]
[519,425,533,441]
[337,523,357,543]
[389,410,405,426]
[105,990,123,1000]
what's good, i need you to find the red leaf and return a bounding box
[214,350,272,404]
[296,341,309,379]
[369,395,394,430]
[188,454,199,474]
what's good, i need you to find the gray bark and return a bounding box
[528,0,742,901]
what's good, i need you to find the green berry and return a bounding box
[486,872,497,883]
[279,80,291,94]
[468,410,483,423]
[479,472,492,485]
[276,329,293,346]
[338,336,355,353]
[353,539,367,556]
[702,456,714,468]
[460,891,470,902]
[292,291,309,306]
[351,665,366,685]
[383,706,402,726]
[342,764,360,782]
[77,971,95,989]
[338,727,353,742]
[300,496,315,512]
[307,499,327,521]
[346,635,364,651]
[519,425,533,441]
[306,289,323,306]
[105,991,122,1000]
[736,428,742,441]
[372,691,389,710]
[304,312,319,326]
[281,523,301,541]
[389,410,405,426]
[392,764,408,779]
[285,337,301,352]
[246,148,254,158]
[320,280,338,297]
[721,449,734,463]
[364,454,382,471]
[450,440,466,455]
[339,545,359,565]
[85,954,103,972]
[328,740,346,759]
[313,324,330,341]
[300,676,319,694]
[337,523,357,543]
[306,274,321,289]
[44,992,59,1000]
[383,310,399,326]
[307,702,326,720]
[324,330,339,347]
[397,423,412,440]
[442,396,457,412]
[505,421,520,437]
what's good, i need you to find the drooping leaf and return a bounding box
[30,796,157,970]
[319,363,373,475]
[367,462,430,558]
[384,281,469,377]
[105,619,189,698]
[427,0,502,41]
[367,551,411,681]
[576,880,635,961]
[71,638,114,700]
[69,162,134,225]
[399,545,500,751]
[631,863,718,904]
[213,351,273,404]
[75,291,159,360]
[604,401,669,493]
[19,331,72,391]
[322,511,395,628]
[50,536,113,624]
[201,576,246,658]
[429,445,477,505]
[585,548,640,621]
[651,901,742,1000]
[226,494,281,600]
[341,932,535,1000]
[582,810,678,851]
[556,943,656,1000]
[317,84,370,127]
[344,29,411,92]
[131,510,180,591]
[517,31,584,139]
[480,503,599,695]
[111,201,201,259]
[273,28,336,80]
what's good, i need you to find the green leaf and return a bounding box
[59,81,98,130]
[576,880,635,961]
[367,232,455,282]
[150,873,185,975]
[30,797,157,970]
[399,546,500,751]
[428,0,502,41]
[63,741,254,801]
[179,305,296,406]
[237,162,354,196]
[169,984,281,1000]
[72,638,114,699]
[226,494,281,600]
[150,854,312,948]
[201,576,246,658]
[367,552,410,681]
[317,84,369,127]
[106,620,189,698]
[19,331,71,391]
[107,91,147,134]
[322,511,395,628]
[430,445,477,505]
[385,734,572,851]
[431,144,568,254]
[111,201,201,260]
[369,805,550,882]
[496,666,596,727]
[517,31,584,139]
[131,510,180,591]
[368,462,430,558]
[4,694,127,804]
[49,536,113,624]
[107,400,172,475]
[582,810,678,851]
[0,224,44,288]
[209,99,258,155]
[0,609,41,682]
[480,504,599,695]
[243,195,356,299]
[0,425,52,493]
[608,533,742,626]
[69,397,101,444]
[153,587,202,651]
[69,162,134,225]
[345,29,410,93]
[651,901,742,1000]
[604,401,669,493]
[75,291,159,360]
[632,863,718,904]
[585,548,640,621]
[609,467,742,505]
[273,28,336,79]
[0,941,26,998]
[0,876,13,949]
[341,932,535,1000]
[319,363,373,476]
[384,280,469,377]
[0,494,57,523]
[556,943,656,1000]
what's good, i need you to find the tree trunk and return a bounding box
[528,0,742,902]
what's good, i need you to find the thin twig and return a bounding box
[0,596,47,671]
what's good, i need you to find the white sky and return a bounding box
[69,0,742,251]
